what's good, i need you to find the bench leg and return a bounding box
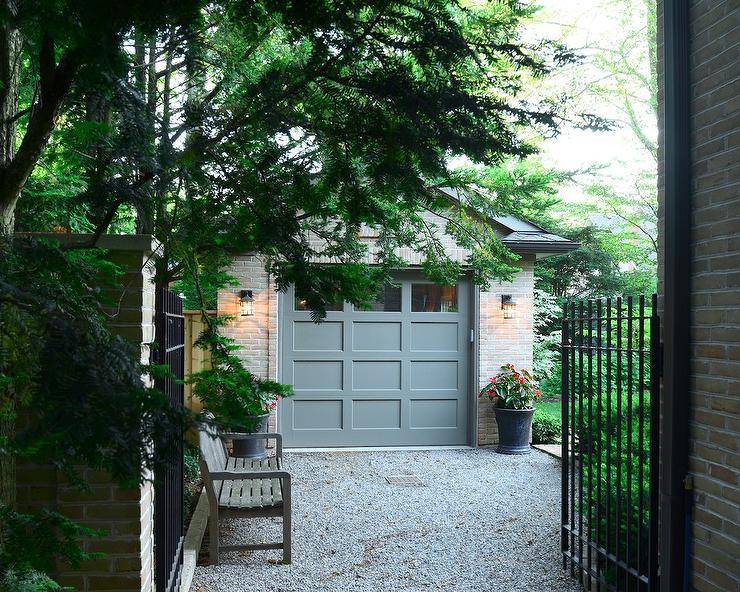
[282,478,292,564]
[209,504,220,565]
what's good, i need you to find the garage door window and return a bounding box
[356,284,401,312]
[295,297,343,311]
[411,284,457,312]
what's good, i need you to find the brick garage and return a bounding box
[657,1,739,590]
[217,214,572,447]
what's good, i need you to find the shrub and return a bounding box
[532,412,561,444]
[183,444,201,518]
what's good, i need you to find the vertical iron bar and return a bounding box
[616,296,623,586]
[596,299,603,590]
[638,295,646,591]
[587,300,594,589]
[570,302,577,576]
[649,294,660,592]
[606,298,613,563]
[578,300,585,579]
[154,289,185,592]
[562,305,570,570]
[627,296,634,591]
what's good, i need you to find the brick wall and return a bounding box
[217,255,279,432]
[657,2,740,590]
[477,258,535,445]
[218,255,536,446]
[15,235,159,591]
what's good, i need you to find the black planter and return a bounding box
[231,414,270,459]
[494,407,534,455]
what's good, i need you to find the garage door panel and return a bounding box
[409,399,458,428]
[352,361,402,390]
[352,321,402,351]
[410,361,459,390]
[410,322,458,351]
[281,274,470,447]
[293,361,343,390]
[293,321,344,351]
[352,400,402,429]
[292,399,343,430]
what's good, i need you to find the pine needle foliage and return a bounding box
[0,1,596,584]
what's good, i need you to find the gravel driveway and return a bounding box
[192,448,581,592]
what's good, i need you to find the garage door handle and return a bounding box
[470,329,475,343]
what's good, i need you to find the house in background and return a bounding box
[217,210,576,448]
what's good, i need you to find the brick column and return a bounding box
[477,258,535,445]
[217,254,279,430]
[15,234,160,592]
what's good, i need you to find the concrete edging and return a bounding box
[180,489,209,592]
[531,444,562,459]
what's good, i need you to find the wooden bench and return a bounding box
[198,422,292,564]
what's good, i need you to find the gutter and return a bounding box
[660,1,691,590]
[503,240,580,254]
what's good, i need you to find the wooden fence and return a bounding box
[183,310,214,414]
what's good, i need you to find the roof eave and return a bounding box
[504,240,581,256]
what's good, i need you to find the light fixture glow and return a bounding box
[501,294,516,319]
[239,290,254,316]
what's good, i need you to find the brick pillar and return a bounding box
[15,234,160,592]
[477,258,535,445]
[217,254,279,431]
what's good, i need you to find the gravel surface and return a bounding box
[192,448,582,592]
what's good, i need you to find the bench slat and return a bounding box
[217,456,283,509]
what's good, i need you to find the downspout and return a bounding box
[660,1,691,591]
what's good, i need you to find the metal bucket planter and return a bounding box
[494,408,534,455]
[231,413,270,459]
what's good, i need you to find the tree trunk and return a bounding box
[0,29,78,235]
[0,5,21,524]
[0,7,22,234]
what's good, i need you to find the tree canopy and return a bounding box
[0,1,596,585]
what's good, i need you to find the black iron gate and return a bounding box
[561,295,660,592]
[154,288,185,592]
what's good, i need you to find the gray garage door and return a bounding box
[279,273,471,447]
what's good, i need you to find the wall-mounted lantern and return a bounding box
[239,290,254,316]
[501,294,516,319]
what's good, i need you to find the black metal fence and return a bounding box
[561,295,660,592]
[154,289,185,592]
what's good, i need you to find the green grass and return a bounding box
[536,400,562,420]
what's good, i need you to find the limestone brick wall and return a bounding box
[477,258,535,445]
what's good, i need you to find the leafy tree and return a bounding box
[0,0,202,231]
[529,0,658,299]
[1,2,593,584]
[0,237,189,582]
[9,1,605,304]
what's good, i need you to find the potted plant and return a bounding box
[479,364,542,455]
[189,337,293,458]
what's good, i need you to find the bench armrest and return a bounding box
[208,470,291,481]
[220,432,283,457]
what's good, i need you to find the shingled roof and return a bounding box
[433,186,579,258]
[490,216,579,258]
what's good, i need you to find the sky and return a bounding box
[523,0,658,207]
